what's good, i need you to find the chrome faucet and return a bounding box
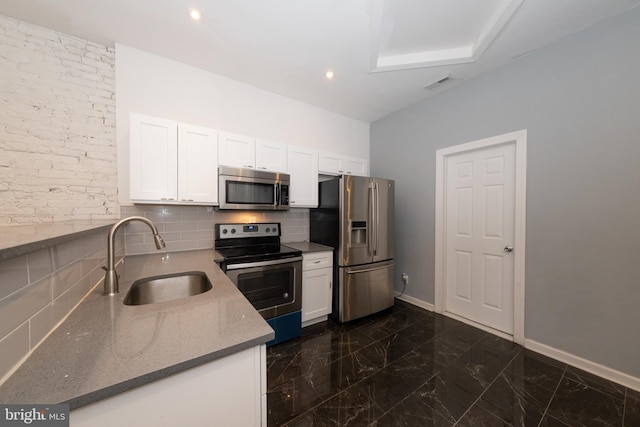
[103,216,166,295]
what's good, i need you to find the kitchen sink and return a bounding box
[123,271,212,306]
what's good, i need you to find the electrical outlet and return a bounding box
[401,273,409,285]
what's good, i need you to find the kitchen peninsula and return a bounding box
[0,223,273,426]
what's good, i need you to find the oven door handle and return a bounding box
[225,256,303,270]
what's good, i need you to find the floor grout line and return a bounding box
[537,364,569,427]
[452,346,524,426]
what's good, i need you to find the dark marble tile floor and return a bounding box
[267,299,639,426]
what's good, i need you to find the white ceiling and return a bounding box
[1,0,639,122]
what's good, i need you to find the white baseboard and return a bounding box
[525,338,640,393]
[391,294,640,393]
[394,293,435,312]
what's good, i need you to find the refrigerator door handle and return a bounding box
[346,263,395,274]
[373,182,380,256]
[368,184,374,255]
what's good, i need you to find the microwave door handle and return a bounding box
[275,183,279,206]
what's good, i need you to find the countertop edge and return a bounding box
[0,220,117,262]
[283,241,334,253]
[67,331,274,410]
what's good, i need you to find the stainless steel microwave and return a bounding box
[218,166,290,210]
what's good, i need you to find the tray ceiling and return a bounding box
[0,0,638,122]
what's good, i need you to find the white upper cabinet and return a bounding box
[130,113,178,201]
[255,139,288,173]
[287,145,318,207]
[130,113,218,204]
[178,124,218,203]
[218,131,256,169]
[318,152,368,176]
[342,157,368,176]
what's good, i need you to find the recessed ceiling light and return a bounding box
[325,70,335,80]
[190,9,202,21]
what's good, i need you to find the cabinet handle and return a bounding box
[160,197,175,201]
[314,260,322,264]
[244,165,254,168]
[329,281,332,289]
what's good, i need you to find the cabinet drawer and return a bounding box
[303,251,332,271]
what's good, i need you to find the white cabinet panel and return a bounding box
[71,345,266,427]
[318,152,368,176]
[287,145,318,207]
[130,113,218,205]
[255,139,287,173]
[318,152,342,174]
[178,124,218,204]
[343,157,368,176]
[301,251,333,326]
[219,131,256,169]
[130,113,178,201]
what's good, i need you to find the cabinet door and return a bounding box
[255,139,287,173]
[318,152,343,175]
[319,153,369,176]
[178,124,218,204]
[130,113,178,201]
[71,346,265,427]
[218,131,256,169]
[343,157,368,176]
[287,145,318,207]
[302,267,332,323]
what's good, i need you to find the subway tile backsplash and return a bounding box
[121,205,310,255]
[0,229,123,381]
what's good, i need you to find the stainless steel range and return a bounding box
[214,222,302,346]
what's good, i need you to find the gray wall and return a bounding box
[371,8,640,377]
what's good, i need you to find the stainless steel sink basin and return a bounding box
[123,271,212,306]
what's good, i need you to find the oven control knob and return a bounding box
[230,228,236,234]
[222,229,228,234]
[283,293,289,299]
[266,227,270,232]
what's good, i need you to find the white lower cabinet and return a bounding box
[301,251,333,327]
[70,345,267,427]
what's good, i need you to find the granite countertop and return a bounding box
[0,249,274,409]
[283,241,334,253]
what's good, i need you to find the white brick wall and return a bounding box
[0,15,119,225]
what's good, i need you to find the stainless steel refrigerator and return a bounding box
[310,175,395,322]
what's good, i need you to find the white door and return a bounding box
[444,142,516,334]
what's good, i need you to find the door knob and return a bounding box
[504,245,514,253]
